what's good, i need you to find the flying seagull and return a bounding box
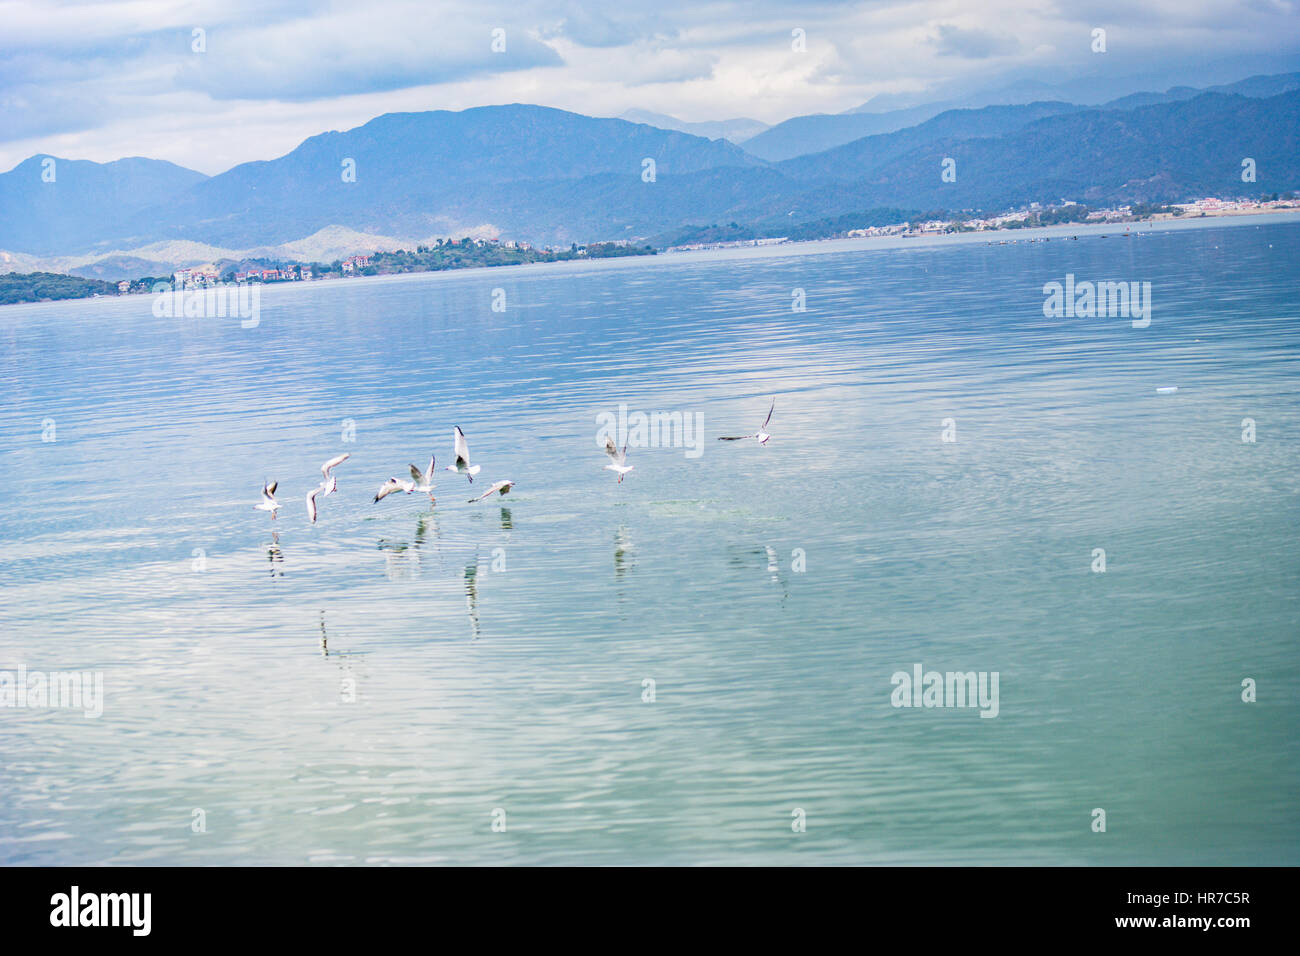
[373,477,415,502]
[603,437,633,482]
[409,455,436,498]
[468,479,514,503]
[320,453,350,494]
[718,398,775,444]
[255,481,281,518]
[306,483,324,524]
[445,426,481,483]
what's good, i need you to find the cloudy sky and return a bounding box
[2,0,1298,174]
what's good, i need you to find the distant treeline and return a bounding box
[211,240,656,282]
[0,271,117,305]
[655,209,929,246]
[305,240,655,278]
[0,272,174,305]
[0,243,657,306]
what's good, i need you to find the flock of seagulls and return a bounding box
[254,401,776,523]
[254,426,514,523]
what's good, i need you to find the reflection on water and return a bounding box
[377,538,416,581]
[413,512,432,547]
[614,525,633,579]
[764,545,788,606]
[464,558,480,641]
[2,220,1299,864]
[266,532,284,578]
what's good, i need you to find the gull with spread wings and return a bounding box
[445,426,482,483]
[306,484,325,523]
[373,477,415,502]
[603,437,633,483]
[468,479,514,503]
[409,455,436,499]
[255,481,281,519]
[319,453,350,494]
[718,398,775,445]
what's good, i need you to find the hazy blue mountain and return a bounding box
[1101,73,1300,111]
[739,103,958,161]
[777,101,1086,182]
[67,255,180,280]
[911,55,1300,110]
[17,105,761,253]
[744,72,1300,162]
[0,157,207,255]
[751,91,1300,219]
[401,90,1300,244]
[1102,88,1203,111]
[540,90,1300,242]
[1207,72,1300,98]
[619,109,769,143]
[840,81,1066,115]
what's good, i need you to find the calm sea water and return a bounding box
[2,218,1297,865]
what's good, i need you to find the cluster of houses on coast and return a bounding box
[1166,196,1299,216]
[165,255,375,290]
[840,195,1300,241]
[658,194,1299,253]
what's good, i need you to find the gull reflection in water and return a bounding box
[614,525,634,579]
[267,531,284,578]
[464,558,481,641]
[377,537,417,580]
[727,544,788,604]
[413,510,442,568]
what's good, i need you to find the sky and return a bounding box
[2,0,1298,175]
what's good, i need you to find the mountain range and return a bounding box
[2,74,1298,277]
[740,71,1300,161]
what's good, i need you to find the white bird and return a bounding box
[409,455,436,498]
[445,426,482,482]
[306,483,324,523]
[320,453,350,495]
[373,476,415,502]
[255,481,281,518]
[603,437,633,483]
[718,398,775,444]
[468,479,514,503]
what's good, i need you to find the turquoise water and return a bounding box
[1,219,1297,865]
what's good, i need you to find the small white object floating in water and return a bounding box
[1156,386,1179,394]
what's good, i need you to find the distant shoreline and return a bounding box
[659,207,1300,262]
[3,207,1298,309]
